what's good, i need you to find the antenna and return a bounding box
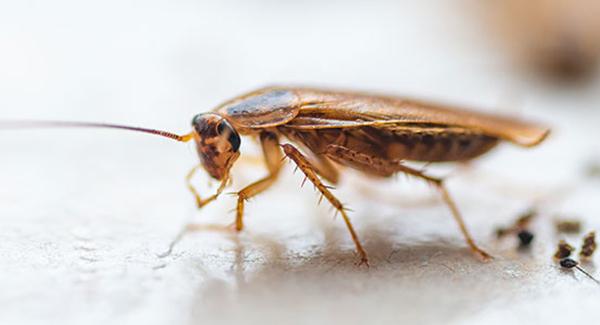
[0,120,194,142]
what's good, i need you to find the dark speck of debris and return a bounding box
[558,257,600,285]
[495,208,537,239]
[560,258,578,269]
[517,230,534,247]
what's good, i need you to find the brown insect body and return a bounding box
[2,86,550,265]
[214,87,547,178]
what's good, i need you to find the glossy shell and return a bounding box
[283,87,550,147]
[214,86,549,148]
[214,88,302,130]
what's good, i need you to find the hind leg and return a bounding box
[282,144,369,266]
[325,144,492,261]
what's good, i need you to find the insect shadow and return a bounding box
[182,220,540,325]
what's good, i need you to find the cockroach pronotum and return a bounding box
[0,87,551,265]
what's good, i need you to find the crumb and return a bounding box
[554,240,575,260]
[580,231,597,260]
[495,208,537,239]
[555,219,582,234]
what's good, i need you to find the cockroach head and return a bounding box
[191,113,241,180]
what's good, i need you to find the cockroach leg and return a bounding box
[186,165,229,208]
[234,132,283,231]
[324,144,492,261]
[282,143,369,266]
[284,133,341,184]
[395,165,492,261]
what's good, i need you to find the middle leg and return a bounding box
[234,132,284,231]
[186,165,229,208]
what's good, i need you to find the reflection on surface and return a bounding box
[172,220,549,325]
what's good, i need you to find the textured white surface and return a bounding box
[2,1,600,324]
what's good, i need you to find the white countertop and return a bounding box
[1,1,600,324]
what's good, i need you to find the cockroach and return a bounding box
[0,87,551,265]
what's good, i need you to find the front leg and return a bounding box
[186,165,229,208]
[163,133,279,258]
[234,132,283,231]
[282,144,369,266]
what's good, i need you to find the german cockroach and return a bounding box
[1,87,551,265]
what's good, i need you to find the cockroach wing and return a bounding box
[291,88,550,147]
[214,88,302,129]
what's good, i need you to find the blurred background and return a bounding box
[1,1,600,324]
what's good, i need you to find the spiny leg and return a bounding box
[325,144,492,261]
[234,132,283,231]
[186,165,229,208]
[282,143,369,266]
[284,133,341,184]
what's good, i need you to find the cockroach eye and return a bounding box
[216,121,226,134]
[228,131,241,152]
[216,120,241,152]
